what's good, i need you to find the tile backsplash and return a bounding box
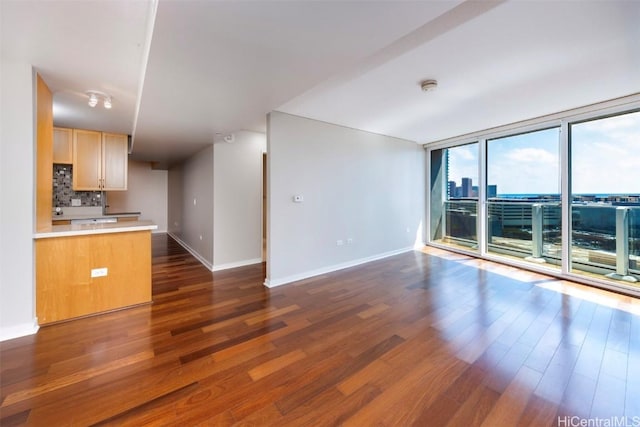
[53,164,102,207]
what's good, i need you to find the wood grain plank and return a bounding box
[1,235,638,426]
[480,365,542,427]
[248,349,307,381]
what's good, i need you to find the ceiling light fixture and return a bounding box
[420,79,438,92]
[86,90,113,109]
[88,93,98,107]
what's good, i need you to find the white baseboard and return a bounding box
[213,258,263,272]
[167,232,214,271]
[264,246,414,288]
[0,318,39,342]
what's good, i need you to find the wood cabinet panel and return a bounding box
[73,129,102,190]
[36,231,152,324]
[102,133,128,191]
[36,74,53,232]
[53,127,73,164]
[51,219,71,225]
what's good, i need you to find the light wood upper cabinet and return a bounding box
[53,127,73,164]
[73,129,102,190]
[73,129,128,191]
[102,133,128,191]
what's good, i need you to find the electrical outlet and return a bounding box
[91,267,108,278]
[71,198,81,207]
[347,238,353,244]
[337,240,344,246]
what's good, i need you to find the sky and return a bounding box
[446,110,640,195]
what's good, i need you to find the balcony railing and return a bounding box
[441,200,639,283]
[487,201,561,263]
[442,200,478,249]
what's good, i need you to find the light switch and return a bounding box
[91,267,108,278]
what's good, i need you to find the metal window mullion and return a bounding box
[441,149,447,239]
[478,138,487,256]
[561,121,571,274]
[424,146,431,244]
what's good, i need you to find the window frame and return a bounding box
[424,94,640,296]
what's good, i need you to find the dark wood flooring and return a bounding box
[1,233,639,426]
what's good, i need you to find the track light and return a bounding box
[86,91,113,109]
[88,93,98,107]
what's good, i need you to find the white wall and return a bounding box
[167,164,183,236]
[167,133,266,272]
[0,60,38,340]
[213,131,265,270]
[167,146,214,268]
[267,112,425,286]
[107,159,168,232]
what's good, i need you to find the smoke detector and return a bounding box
[420,79,438,92]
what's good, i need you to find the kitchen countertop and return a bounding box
[52,212,141,221]
[34,220,157,239]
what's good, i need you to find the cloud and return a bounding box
[571,111,640,193]
[578,111,640,133]
[442,111,639,195]
[449,145,477,162]
[506,147,558,164]
[447,144,479,184]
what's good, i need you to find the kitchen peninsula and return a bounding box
[34,220,157,324]
[31,74,159,326]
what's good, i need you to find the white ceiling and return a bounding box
[132,0,465,166]
[2,1,639,168]
[280,0,640,143]
[1,0,154,135]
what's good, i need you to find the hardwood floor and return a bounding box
[1,233,639,426]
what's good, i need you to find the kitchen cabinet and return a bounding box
[73,129,128,191]
[35,228,152,324]
[53,127,73,164]
[102,133,128,190]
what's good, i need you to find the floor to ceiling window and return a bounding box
[569,111,640,283]
[486,127,561,267]
[429,142,479,252]
[427,100,640,294]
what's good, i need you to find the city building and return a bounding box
[461,177,473,198]
[487,184,498,198]
[448,180,457,199]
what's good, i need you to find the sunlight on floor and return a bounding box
[419,245,640,316]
